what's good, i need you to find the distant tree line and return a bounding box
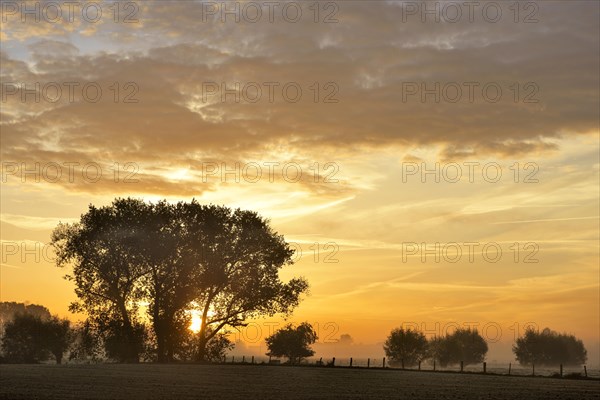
[384,326,588,368]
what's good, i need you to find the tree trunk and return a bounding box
[118,300,139,363]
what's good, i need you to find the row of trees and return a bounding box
[384,327,588,368]
[384,327,488,367]
[50,198,308,363]
[0,312,589,367]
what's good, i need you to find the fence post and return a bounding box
[350,358,353,367]
[532,363,535,376]
[418,361,421,371]
[584,365,588,377]
[232,356,235,364]
[433,360,436,371]
[401,359,405,370]
[508,363,511,375]
[367,358,370,368]
[460,361,464,373]
[560,364,563,377]
[251,356,254,364]
[332,357,336,367]
[483,362,486,374]
[242,356,245,363]
[383,357,386,368]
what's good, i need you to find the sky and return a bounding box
[1,0,599,364]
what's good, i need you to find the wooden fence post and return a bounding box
[251,356,254,364]
[418,361,421,371]
[532,363,535,376]
[383,357,386,368]
[508,363,511,375]
[350,358,353,367]
[242,356,245,363]
[332,357,336,367]
[460,361,464,373]
[483,362,486,374]
[584,365,588,377]
[367,358,370,368]
[401,359,405,370]
[433,360,436,371]
[232,356,235,364]
[560,364,563,377]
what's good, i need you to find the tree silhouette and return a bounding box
[384,327,428,367]
[513,327,587,366]
[179,202,308,361]
[1,314,72,364]
[428,328,488,367]
[52,198,308,362]
[265,322,318,364]
[44,316,72,364]
[52,199,152,362]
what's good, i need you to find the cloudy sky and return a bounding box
[1,0,599,361]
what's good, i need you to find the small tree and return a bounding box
[265,322,317,364]
[1,313,49,363]
[1,313,73,364]
[429,328,488,367]
[204,333,234,362]
[384,328,428,367]
[513,328,587,366]
[69,320,103,362]
[44,316,72,364]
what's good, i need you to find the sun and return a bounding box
[189,313,202,333]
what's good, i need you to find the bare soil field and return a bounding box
[1,364,598,400]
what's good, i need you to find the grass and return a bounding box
[1,363,599,399]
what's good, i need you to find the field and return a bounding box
[1,364,598,400]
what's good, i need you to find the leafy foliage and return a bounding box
[384,328,428,367]
[265,322,318,364]
[1,314,72,364]
[513,328,587,366]
[428,328,488,367]
[52,198,307,363]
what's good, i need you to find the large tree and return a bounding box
[52,198,308,362]
[179,202,308,361]
[52,198,151,362]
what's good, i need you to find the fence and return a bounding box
[223,355,599,379]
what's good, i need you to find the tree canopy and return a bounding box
[384,328,428,367]
[428,328,488,367]
[51,198,308,362]
[1,314,72,364]
[513,328,587,366]
[265,322,318,364]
